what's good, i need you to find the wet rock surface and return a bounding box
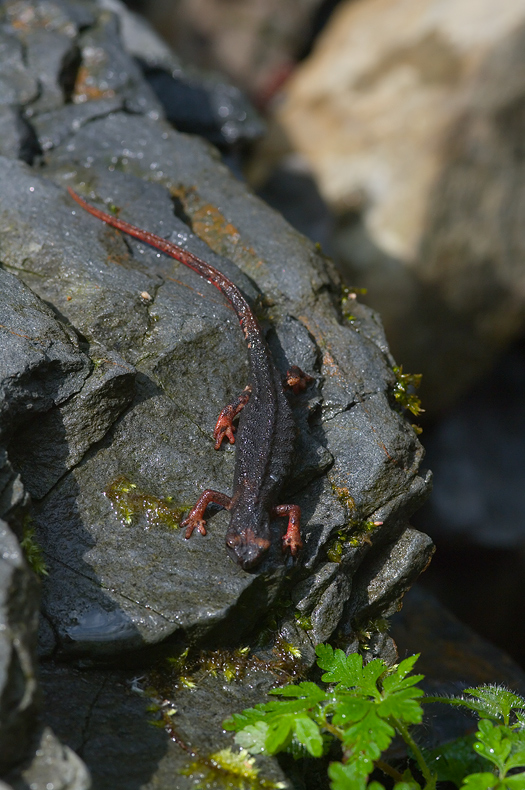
[391,585,525,748]
[0,519,40,775]
[0,0,435,786]
[6,727,91,790]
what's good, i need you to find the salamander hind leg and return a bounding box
[182,490,232,538]
[213,385,252,448]
[272,504,302,556]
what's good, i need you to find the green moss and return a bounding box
[20,517,48,577]
[330,484,356,518]
[166,646,190,673]
[392,365,424,417]
[326,519,384,561]
[294,612,313,632]
[147,637,305,703]
[201,647,253,683]
[104,475,186,530]
[155,645,266,690]
[182,747,286,789]
[326,534,345,563]
[347,519,383,547]
[355,617,390,650]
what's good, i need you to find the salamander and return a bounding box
[68,187,306,569]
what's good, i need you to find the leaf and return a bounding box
[424,734,489,787]
[474,720,512,771]
[223,705,268,731]
[261,697,323,716]
[340,708,395,762]
[287,730,332,761]
[433,686,525,724]
[382,672,425,694]
[327,760,370,790]
[506,771,525,788]
[506,746,525,770]
[316,643,338,670]
[269,681,327,703]
[331,694,372,723]
[463,687,525,724]
[515,711,525,729]
[505,724,525,768]
[294,714,324,757]
[265,714,295,754]
[377,687,425,724]
[460,773,500,790]
[360,658,389,697]
[317,645,367,688]
[395,654,421,680]
[234,721,269,755]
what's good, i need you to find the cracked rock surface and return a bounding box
[0,0,433,787]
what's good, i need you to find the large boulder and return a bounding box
[0,0,433,785]
[276,0,525,412]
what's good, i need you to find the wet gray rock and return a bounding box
[0,267,90,442]
[36,662,287,790]
[0,0,434,786]
[6,727,91,790]
[9,349,136,500]
[0,29,39,106]
[0,451,27,528]
[0,125,431,663]
[391,585,525,748]
[0,519,39,774]
[100,0,266,150]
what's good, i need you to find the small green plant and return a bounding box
[392,366,424,418]
[223,645,525,790]
[20,518,48,576]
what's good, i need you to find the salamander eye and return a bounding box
[226,534,242,549]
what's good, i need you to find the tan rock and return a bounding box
[277,0,525,411]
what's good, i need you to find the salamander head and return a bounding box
[226,529,271,569]
[226,513,271,570]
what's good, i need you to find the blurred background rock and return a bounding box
[124,0,525,668]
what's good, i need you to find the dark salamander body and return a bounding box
[68,187,304,569]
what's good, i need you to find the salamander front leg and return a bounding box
[283,366,314,395]
[272,504,302,557]
[182,490,232,538]
[213,385,252,448]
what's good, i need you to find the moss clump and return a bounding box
[330,484,356,518]
[392,365,424,417]
[182,747,286,789]
[104,475,186,530]
[20,517,48,577]
[294,612,313,632]
[326,519,384,561]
